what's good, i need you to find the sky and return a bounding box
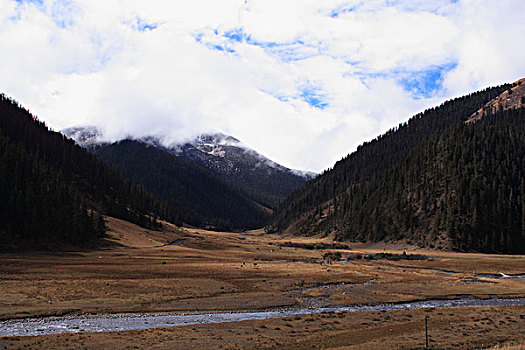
[0,0,524,172]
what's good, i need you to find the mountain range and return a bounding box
[62,128,314,230]
[2,78,524,253]
[149,133,315,209]
[63,128,315,211]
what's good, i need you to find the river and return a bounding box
[1,298,524,337]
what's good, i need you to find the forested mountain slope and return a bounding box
[92,140,269,231]
[0,95,165,249]
[168,133,314,210]
[63,129,315,210]
[268,81,525,253]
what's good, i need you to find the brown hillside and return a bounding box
[466,77,525,123]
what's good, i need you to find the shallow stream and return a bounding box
[476,273,525,281]
[1,298,524,337]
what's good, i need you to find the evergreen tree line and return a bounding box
[0,94,166,249]
[0,131,105,248]
[269,83,525,253]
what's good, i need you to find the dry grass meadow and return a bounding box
[0,217,524,349]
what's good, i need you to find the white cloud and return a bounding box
[443,0,525,94]
[0,0,524,172]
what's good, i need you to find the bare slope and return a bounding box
[466,78,525,123]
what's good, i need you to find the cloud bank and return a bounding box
[1,0,524,172]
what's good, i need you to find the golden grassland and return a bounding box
[0,216,524,349]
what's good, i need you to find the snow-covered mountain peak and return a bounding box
[62,125,102,146]
[61,127,316,181]
[195,133,241,146]
[61,126,316,209]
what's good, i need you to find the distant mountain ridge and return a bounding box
[91,139,269,231]
[166,133,315,209]
[62,128,315,210]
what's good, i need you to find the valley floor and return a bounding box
[0,217,524,349]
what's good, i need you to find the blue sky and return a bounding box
[0,0,524,172]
